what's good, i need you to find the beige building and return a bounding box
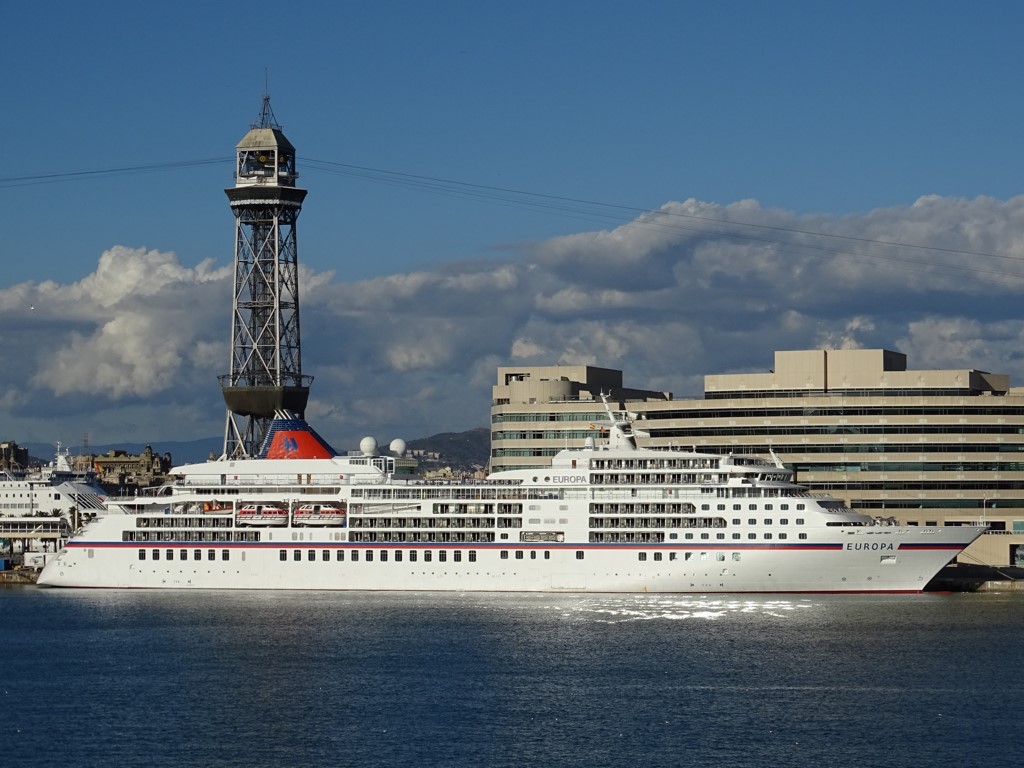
[490,351,1024,568]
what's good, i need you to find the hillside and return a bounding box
[405,427,490,474]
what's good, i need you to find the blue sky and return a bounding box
[4,1,1024,453]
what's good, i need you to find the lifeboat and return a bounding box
[292,503,347,527]
[236,503,288,526]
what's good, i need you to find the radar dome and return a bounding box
[584,436,596,449]
[390,438,407,457]
[359,436,378,456]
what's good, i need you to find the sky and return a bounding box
[5,1,1024,454]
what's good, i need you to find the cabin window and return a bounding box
[732,533,741,540]
[222,550,229,561]
[468,551,476,562]
[764,533,773,540]
[797,504,805,510]
[700,533,709,540]
[167,549,174,560]
[748,533,756,540]
[530,551,537,560]
[764,519,773,526]
[180,550,188,561]
[501,551,509,559]
[780,519,789,525]
[798,533,808,540]
[208,550,216,561]
[748,518,756,525]
[717,553,725,561]
[638,552,647,561]
[322,551,330,562]
[293,550,301,561]
[576,551,584,560]
[138,549,146,560]
[153,549,160,560]
[395,551,403,562]
[515,551,524,560]
[366,551,374,562]
[336,551,345,562]
[454,551,462,562]
[732,553,741,561]
[796,518,805,525]
[352,551,359,562]
[380,551,388,562]
[779,533,787,540]
[654,552,662,561]
[765,504,773,510]
[424,551,432,562]
[439,551,446,562]
[409,551,417,562]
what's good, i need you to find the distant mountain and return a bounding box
[405,427,490,473]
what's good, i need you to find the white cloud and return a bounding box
[4,194,1024,447]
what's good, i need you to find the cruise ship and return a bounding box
[38,401,983,592]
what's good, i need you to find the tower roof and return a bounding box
[236,127,295,153]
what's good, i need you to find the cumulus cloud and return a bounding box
[3,194,1024,448]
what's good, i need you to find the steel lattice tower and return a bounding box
[219,95,311,458]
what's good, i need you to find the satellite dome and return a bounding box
[359,436,378,456]
[390,438,407,457]
[584,436,595,449]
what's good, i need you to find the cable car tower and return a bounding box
[219,94,311,458]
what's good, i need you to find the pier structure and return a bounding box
[219,94,311,458]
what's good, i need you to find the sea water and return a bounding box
[1,588,1022,768]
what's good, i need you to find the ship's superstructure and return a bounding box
[38,403,983,592]
[219,95,311,459]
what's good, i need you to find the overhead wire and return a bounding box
[4,154,1024,281]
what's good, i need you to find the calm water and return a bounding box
[1,588,1022,768]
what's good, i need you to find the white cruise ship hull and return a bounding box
[39,516,978,593]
